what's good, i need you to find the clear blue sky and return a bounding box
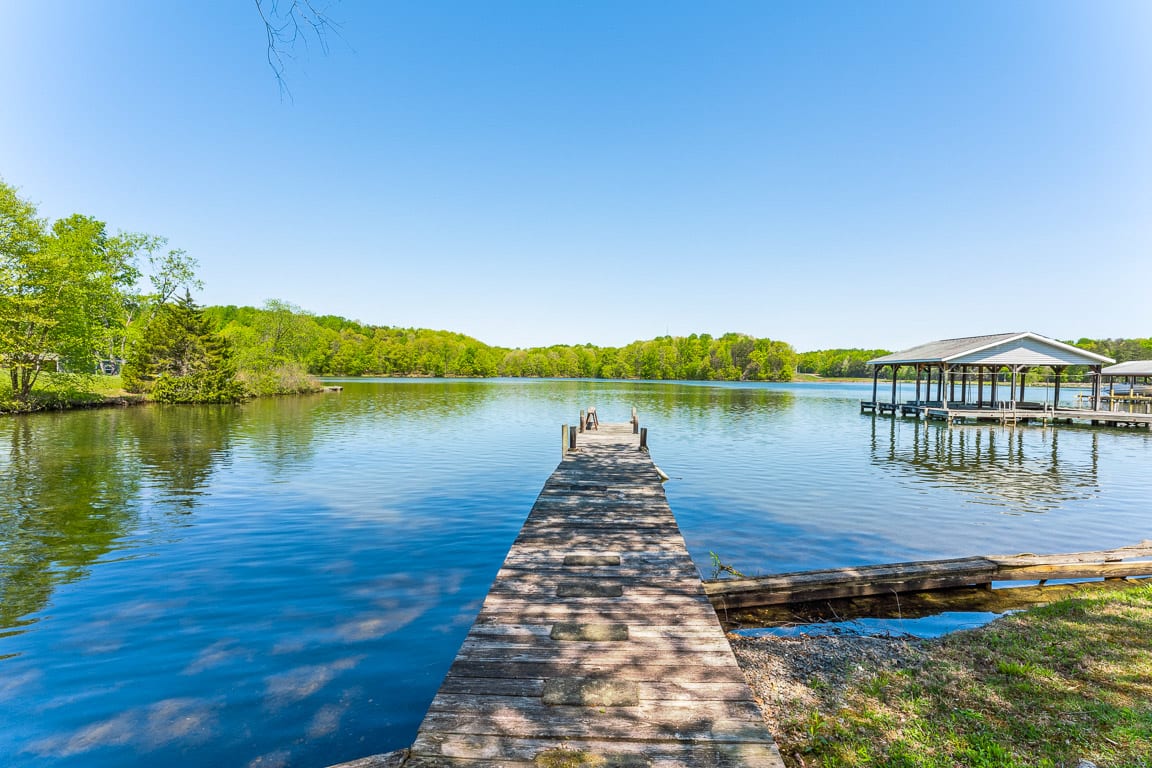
[2,1,1150,351]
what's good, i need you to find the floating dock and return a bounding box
[353,422,783,768]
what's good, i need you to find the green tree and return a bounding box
[219,299,321,394]
[102,238,201,366]
[123,293,246,403]
[0,182,143,402]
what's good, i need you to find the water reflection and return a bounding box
[0,412,143,631]
[0,404,241,636]
[128,405,238,511]
[870,416,1101,513]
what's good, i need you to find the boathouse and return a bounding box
[858,332,1152,428]
[1103,360,1152,393]
[1102,361,1152,412]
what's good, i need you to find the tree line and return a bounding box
[205,302,800,382]
[5,178,1150,408]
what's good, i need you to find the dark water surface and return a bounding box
[1,380,1148,767]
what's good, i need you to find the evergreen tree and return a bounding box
[123,293,247,403]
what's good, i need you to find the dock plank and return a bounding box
[403,422,784,767]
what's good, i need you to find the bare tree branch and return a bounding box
[254,0,341,100]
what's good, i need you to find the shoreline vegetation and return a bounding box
[734,581,1152,768]
[4,177,1148,413]
[0,332,1142,416]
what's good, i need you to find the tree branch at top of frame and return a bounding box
[254,0,342,100]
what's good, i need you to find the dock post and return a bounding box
[579,410,586,432]
[639,426,648,450]
[561,424,569,457]
[568,424,577,452]
[631,406,638,433]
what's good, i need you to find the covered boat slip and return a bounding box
[1098,360,1152,411]
[860,332,1152,428]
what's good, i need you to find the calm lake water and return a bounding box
[2,379,1149,767]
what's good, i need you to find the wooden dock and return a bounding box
[395,423,783,768]
[704,541,1152,612]
[862,400,1152,429]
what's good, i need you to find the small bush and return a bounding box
[150,372,249,404]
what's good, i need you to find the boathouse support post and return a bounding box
[978,367,985,407]
[1053,367,1063,411]
[871,366,879,407]
[937,365,944,402]
[942,365,951,408]
[890,365,898,408]
[1091,366,1102,410]
[915,365,922,404]
[1010,367,1018,407]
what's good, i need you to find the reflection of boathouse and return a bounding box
[870,416,1099,513]
[861,332,1151,429]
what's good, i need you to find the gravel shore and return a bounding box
[728,632,929,745]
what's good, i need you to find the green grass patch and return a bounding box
[0,370,133,413]
[772,582,1152,767]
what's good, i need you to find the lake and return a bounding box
[1,379,1149,767]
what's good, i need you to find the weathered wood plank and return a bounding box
[704,543,1152,610]
[411,733,783,767]
[434,677,759,702]
[467,623,725,640]
[443,660,751,685]
[418,704,773,741]
[457,635,734,655]
[453,647,741,666]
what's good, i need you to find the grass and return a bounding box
[0,370,138,413]
[774,583,1152,768]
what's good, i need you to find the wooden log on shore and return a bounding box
[703,541,1152,611]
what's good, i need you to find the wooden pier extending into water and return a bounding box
[345,422,783,768]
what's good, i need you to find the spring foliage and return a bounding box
[205,304,799,381]
[122,294,246,403]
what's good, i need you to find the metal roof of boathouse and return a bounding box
[1102,361,1152,377]
[868,332,1114,367]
